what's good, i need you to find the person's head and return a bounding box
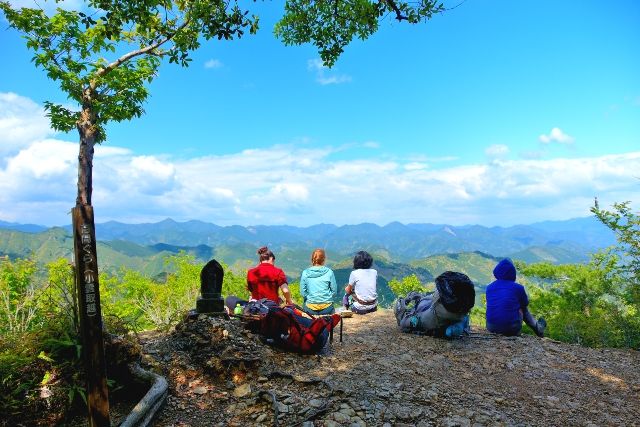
[493,258,516,281]
[311,248,326,266]
[353,250,373,270]
[257,246,275,264]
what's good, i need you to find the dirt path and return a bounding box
[143,310,640,426]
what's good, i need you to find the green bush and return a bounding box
[521,259,640,348]
[388,274,430,297]
[0,258,85,426]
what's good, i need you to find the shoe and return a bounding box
[536,317,547,338]
[394,298,406,322]
[445,318,466,338]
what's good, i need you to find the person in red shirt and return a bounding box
[225,246,293,314]
[246,246,293,305]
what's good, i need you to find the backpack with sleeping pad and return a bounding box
[243,301,342,354]
[394,271,475,338]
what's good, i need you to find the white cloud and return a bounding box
[2,93,640,227]
[485,144,510,159]
[204,59,223,69]
[404,162,428,171]
[270,183,309,202]
[307,59,352,85]
[539,127,574,144]
[362,141,380,149]
[0,92,53,155]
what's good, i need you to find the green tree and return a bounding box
[591,200,640,308]
[520,259,639,348]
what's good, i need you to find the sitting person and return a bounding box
[343,250,378,314]
[299,249,337,315]
[485,258,546,337]
[225,246,293,313]
[394,271,475,337]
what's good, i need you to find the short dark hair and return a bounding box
[353,250,373,269]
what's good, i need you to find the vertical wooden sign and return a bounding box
[72,205,110,427]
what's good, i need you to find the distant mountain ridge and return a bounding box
[1,216,614,266]
[0,217,615,306]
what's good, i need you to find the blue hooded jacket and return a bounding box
[299,266,337,305]
[485,259,529,331]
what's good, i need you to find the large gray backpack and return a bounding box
[394,271,475,335]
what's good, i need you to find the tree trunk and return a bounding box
[73,87,110,427]
[77,88,96,206]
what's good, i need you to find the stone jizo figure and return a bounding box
[196,259,225,314]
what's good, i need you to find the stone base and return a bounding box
[196,297,225,314]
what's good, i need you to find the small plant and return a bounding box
[388,274,430,297]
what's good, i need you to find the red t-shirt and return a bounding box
[247,262,287,303]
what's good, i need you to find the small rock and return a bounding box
[256,414,267,423]
[233,383,251,398]
[340,407,356,417]
[193,386,208,395]
[440,415,471,427]
[309,398,324,408]
[546,396,560,404]
[333,412,350,423]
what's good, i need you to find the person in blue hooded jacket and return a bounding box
[485,258,546,337]
[299,249,337,315]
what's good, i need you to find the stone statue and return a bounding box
[196,259,225,314]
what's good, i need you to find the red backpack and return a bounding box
[249,306,342,354]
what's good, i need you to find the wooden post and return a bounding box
[72,205,110,427]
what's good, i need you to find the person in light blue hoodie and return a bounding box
[300,249,337,315]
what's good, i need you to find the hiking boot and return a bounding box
[394,298,406,324]
[535,317,547,338]
[445,317,467,338]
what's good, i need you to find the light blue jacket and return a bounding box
[300,266,337,304]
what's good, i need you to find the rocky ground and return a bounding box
[140,310,640,427]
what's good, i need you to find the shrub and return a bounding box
[388,274,429,297]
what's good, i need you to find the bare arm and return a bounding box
[280,283,293,305]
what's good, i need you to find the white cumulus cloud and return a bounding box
[1,93,640,227]
[0,92,53,155]
[539,127,575,144]
[307,59,352,85]
[204,59,223,69]
[485,144,510,159]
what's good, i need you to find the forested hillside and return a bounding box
[0,216,614,279]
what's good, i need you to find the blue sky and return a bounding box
[1,0,639,227]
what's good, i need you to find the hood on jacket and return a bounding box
[493,258,516,281]
[305,265,331,278]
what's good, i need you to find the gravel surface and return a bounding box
[141,310,640,427]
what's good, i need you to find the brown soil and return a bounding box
[141,310,640,427]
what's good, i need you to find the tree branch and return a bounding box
[94,19,189,79]
[383,0,409,21]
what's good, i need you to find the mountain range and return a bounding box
[0,216,614,302]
